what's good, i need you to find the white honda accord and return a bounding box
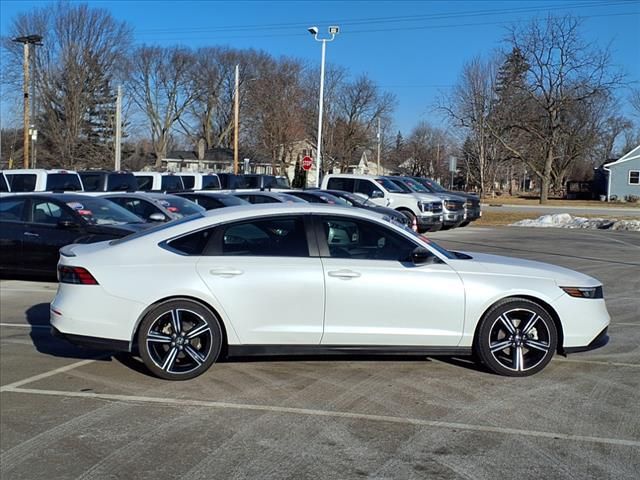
[50,204,610,380]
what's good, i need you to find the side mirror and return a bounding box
[57,219,79,229]
[411,247,432,265]
[371,190,384,199]
[149,212,167,222]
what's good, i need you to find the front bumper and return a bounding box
[417,214,443,232]
[464,206,482,222]
[443,211,465,227]
[564,327,609,354]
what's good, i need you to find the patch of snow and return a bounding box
[510,214,640,231]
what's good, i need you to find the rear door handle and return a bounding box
[209,268,243,277]
[24,232,40,237]
[328,269,361,279]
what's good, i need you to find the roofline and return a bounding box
[604,145,640,168]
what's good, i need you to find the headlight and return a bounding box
[560,286,603,299]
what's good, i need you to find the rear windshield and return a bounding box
[107,173,138,191]
[135,176,154,191]
[46,173,83,191]
[66,198,145,225]
[161,176,184,191]
[201,175,221,190]
[79,173,102,191]
[6,174,37,192]
[157,196,205,218]
[180,176,195,189]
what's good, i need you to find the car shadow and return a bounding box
[25,303,112,362]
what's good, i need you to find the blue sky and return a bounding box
[1,0,639,134]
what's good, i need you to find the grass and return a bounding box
[482,196,640,208]
[474,211,623,227]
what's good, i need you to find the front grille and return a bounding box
[444,200,464,211]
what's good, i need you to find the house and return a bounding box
[603,145,640,201]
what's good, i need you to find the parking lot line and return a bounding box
[0,359,98,391]
[2,386,638,448]
[0,323,50,329]
[554,358,639,368]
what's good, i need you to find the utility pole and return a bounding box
[376,117,381,174]
[233,64,239,175]
[114,85,122,170]
[13,35,42,169]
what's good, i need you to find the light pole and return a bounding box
[12,34,42,169]
[308,25,339,188]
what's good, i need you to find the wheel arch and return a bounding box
[472,295,565,355]
[131,295,229,356]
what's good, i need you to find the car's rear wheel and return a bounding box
[475,298,557,377]
[138,299,222,380]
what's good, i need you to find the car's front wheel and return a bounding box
[475,298,557,377]
[138,299,223,380]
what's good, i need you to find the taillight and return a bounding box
[57,266,99,285]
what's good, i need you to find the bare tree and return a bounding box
[128,45,197,167]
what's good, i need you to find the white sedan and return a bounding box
[50,204,610,380]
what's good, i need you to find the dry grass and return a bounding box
[474,211,622,227]
[482,196,640,208]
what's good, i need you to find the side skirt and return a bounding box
[227,345,472,358]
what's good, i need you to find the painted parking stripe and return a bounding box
[554,358,639,368]
[0,323,50,329]
[0,359,98,391]
[2,386,638,448]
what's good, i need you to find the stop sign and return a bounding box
[302,156,313,171]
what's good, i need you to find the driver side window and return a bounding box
[321,216,421,262]
[355,180,382,198]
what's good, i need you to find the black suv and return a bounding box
[79,170,138,192]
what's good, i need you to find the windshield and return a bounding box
[395,221,456,259]
[375,178,407,193]
[275,177,291,188]
[157,196,206,218]
[66,198,144,225]
[415,177,447,192]
[386,179,412,193]
[399,178,430,193]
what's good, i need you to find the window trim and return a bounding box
[629,170,640,185]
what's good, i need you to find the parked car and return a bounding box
[132,172,185,192]
[321,174,443,233]
[99,192,205,222]
[283,190,349,205]
[176,173,221,191]
[410,176,482,225]
[231,191,307,204]
[386,176,466,229]
[2,169,83,192]
[323,189,415,230]
[79,170,138,192]
[0,172,9,192]
[0,193,149,278]
[175,191,249,211]
[51,203,610,380]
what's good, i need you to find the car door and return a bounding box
[0,196,28,272]
[317,215,465,346]
[195,214,325,344]
[23,198,85,274]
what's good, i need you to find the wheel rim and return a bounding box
[145,308,213,375]
[487,308,552,372]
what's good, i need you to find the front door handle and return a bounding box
[328,269,361,279]
[209,268,244,277]
[24,232,40,237]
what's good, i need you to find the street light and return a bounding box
[12,34,43,169]
[308,25,339,187]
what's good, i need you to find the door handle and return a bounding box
[209,268,243,277]
[328,269,361,279]
[24,232,40,237]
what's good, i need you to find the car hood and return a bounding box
[450,252,601,287]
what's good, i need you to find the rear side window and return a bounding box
[46,174,82,191]
[201,175,220,190]
[167,228,214,255]
[6,174,37,192]
[217,216,308,257]
[326,177,355,192]
[135,176,154,191]
[106,173,137,191]
[80,173,102,191]
[0,198,26,221]
[161,176,184,191]
[180,176,195,189]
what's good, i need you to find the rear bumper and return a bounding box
[51,326,131,352]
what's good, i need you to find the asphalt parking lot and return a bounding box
[1,226,639,479]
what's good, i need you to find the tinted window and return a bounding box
[355,180,383,197]
[156,196,204,217]
[180,176,195,189]
[168,228,213,255]
[248,195,279,204]
[6,174,37,192]
[218,195,248,207]
[135,176,153,190]
[46,174,82,191]
[161,176,184,191]
[184,195,224,210]
[106,173,137,191]
[0,198,26,221]
[374,178,405,193]
[32,200,74,224]
[80,173,102,191]
[66,198,144,225]
[108,197,161,221]
[321,216,419,262]
[220,216,308,257]
[326,177,355,192]
[201,175,220,190]
[0,175,8,192]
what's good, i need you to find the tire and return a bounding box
[138,299,223,380]
[475,298,557,377]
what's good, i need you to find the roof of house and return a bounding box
[604,145,640,168]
